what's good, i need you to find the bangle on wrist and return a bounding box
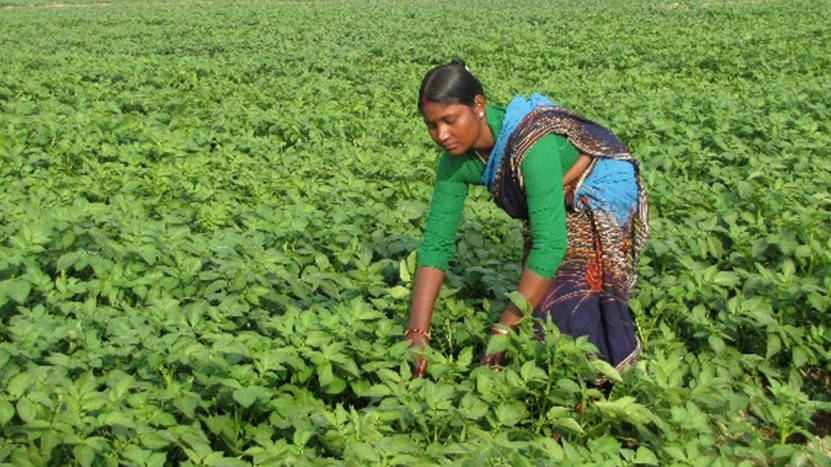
[491,324,511,335]
[404,328,431,341]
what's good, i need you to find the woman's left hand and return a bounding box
[480,351,506,369]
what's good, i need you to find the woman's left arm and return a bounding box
[501,134,572,324]
[482,264,551,366]
[483,135,572,364]
[495,266,552,329]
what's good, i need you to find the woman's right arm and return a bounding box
[405,152,474,376]
[405,266,445,376]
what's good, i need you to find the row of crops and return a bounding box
[1,0,830,464]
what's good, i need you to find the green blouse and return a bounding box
[416,104,580,278]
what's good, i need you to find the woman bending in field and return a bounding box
[404,58,648,378]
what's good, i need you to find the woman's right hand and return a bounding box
[405,330,430,378]
[405,267,444,379]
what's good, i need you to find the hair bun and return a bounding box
[450,57,467,67]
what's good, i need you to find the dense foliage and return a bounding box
[1,0,830,465]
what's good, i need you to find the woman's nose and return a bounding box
[437,126,450,142]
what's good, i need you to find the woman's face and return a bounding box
[421,99,484,156]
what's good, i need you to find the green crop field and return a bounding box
[1,0,830,465]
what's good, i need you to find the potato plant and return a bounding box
[0,0,829,464]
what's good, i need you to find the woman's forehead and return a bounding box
[421,101,469,121]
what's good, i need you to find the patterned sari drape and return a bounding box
[492,105,649,371]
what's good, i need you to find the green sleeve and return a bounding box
[521,134,579,277]
[417,152,483,271]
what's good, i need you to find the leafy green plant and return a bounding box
[0,0,829,464]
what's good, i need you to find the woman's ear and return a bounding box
[474,94,487,117]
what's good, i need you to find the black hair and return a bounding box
[418,58,485,110]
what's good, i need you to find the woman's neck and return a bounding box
[473,119,495,162]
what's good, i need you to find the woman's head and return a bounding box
[418,59,490,156]
[418,58,485,110]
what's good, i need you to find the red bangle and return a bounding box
[404,328,431,341]
[491,325,511,335]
